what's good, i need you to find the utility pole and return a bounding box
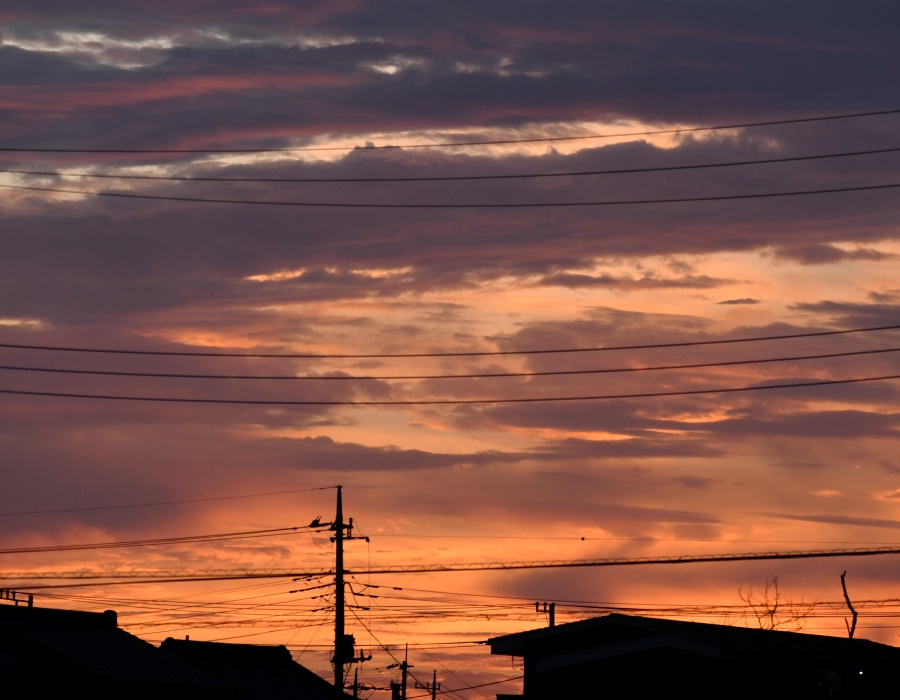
[388,644,413,700]
[536,601,556,627]
[334,485,346,690]
[415,670,440,700]
[401,644,410,700]
[327,485,370,691]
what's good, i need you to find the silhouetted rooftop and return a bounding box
[161,637,356,699]
[489,613,900,699]
[0,603,228,694]
[490,612,900,665]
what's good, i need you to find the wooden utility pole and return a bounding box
[401,644,410,700]
[329,486,370,691]
[415,670,440,700]
[536,601,556,627]
[334,485,346,689]
[388,645,413,700]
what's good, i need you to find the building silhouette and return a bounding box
[0,600,353,698]
[489,613,900,699]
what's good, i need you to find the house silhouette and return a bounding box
[162,637,355,699]
[0,601,353,698]
[489,613,900,699]
[0,602,227,696]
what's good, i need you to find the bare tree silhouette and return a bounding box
[738,576,816,631]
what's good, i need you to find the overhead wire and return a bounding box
[119,589,315,627]
[38,583,900,628]
[358,599,489,700]
[2,372,899,405]
[4,179,899,207]
[38,578,310,617]
[128,584,338,635]
[142,610,334,637]
[362,535,900,545]
[408,676,524,697]
[39,579,309,621]
[0,525,317,555]
[10,544,900,583]
[283,598,334,661]
[353,585,900,622]
[349,607,473,700]
[1,106,898,153]
[3,322,896,358]
[4,324,898,405]
[125,599,329,632]
[0,484,336,518]
[5,145,899,183]
[206,622,332,643]
[1,345,897,381]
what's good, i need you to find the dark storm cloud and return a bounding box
[790,301,900,328]
[537,436,723,460]
[869,290,900,303]
[762,512,900,530]
[494,306,715,352]
[669,475,717,490]
[692,409,900,440]
[772,244,894,265]
[538,271,730,290]
[379,463,724,532]
[463,397,900,444]
[453,400,728,445]
[2,121,899,328]
[268,435,522,472]
[0,45,106,84]
[2,1,899,150]
[435,303,900,438]
[494,303,900,358]
[718,298,760,305]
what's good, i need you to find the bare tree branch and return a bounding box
[738,576,815,630]
[840,570,858,639]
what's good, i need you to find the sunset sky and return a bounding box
[2,2,900,696]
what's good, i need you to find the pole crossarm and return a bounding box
[4,546,900,583]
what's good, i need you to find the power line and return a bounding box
[1,107,898,154]
[1,346,897,381]
[0,485,335,518]
[350,608,474,700]
[353,546,900,574]
[7,545,900,584]
[2,373,898,405]
[4,180,899,208]
[365,535,900,545]
[0,526,314,555]
[3,322,897,359]
[345,584,900,610]
[409,676,524,698]
[39,583,900,626]
[43,580,308,619]
[362,600,487,700]
[6,145,899,183]
[115,590,316,627]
